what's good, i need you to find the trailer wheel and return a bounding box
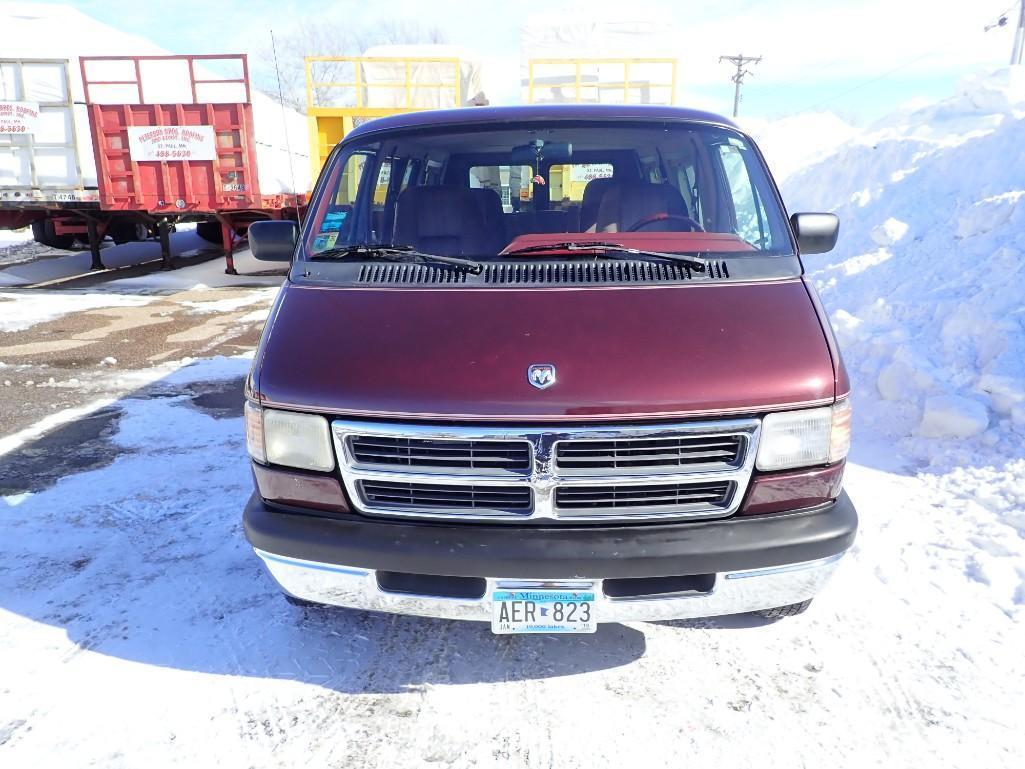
[108,221,149,245]
[31,219,76,250]
[196,221,223,244]
[755,599,813,620]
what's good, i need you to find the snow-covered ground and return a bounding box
[0,354,1021,768]
[0,68,1023,769]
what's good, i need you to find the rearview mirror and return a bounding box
[790,212,839,254]
[510,140,573,168]
[248,220,298,262]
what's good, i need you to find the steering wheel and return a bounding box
[627,212,705,232]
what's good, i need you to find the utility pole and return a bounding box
[1012,1,1025,65]
[719,54,762,117]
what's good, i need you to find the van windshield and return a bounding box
[303,120,793,260]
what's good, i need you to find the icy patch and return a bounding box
[237,307,270,324]
[179,287,278,314]
[919,395,989,438]
[0,292,153,332]
[0,354,252,457]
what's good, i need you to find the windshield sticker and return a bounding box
[320,210,348,232]
[312,232,338,252]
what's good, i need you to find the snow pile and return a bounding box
[778,67,1025,458]
[744,111,860,182]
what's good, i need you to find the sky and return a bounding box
[25,0,1025,123]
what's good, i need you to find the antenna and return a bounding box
[270,29,303,229]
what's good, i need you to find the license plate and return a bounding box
[491,588,597,634]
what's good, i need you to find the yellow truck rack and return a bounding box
[305,56,462,179]
[526,57,677,106]
[526,57,677,202]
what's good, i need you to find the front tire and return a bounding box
[755,599,813,619]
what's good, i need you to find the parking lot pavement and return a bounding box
[0,284,277,442]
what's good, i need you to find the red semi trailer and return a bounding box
[78,54,307,274]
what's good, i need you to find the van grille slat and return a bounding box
[555,435,744,473]
[358,480,532,513]
[555,482,733,512]
[349,435,531,474]
[355,260,730,286]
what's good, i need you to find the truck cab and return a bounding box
[242,104,856,634]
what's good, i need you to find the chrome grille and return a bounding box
[358,480,532,515]
[554,435,744,474]
[332,419,760,523]
[555,481,733,516]
[349,435,531,475]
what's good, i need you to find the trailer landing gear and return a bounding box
[221,220,238,276]
[158,219,174,270]
[86,219,106,271]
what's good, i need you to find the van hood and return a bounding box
[254,280,837,421]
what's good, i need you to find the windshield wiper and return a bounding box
[308,244,483,274]
[504,241,710,271]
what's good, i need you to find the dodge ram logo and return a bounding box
[527,364,556,390]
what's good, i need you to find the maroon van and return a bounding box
[242,104,855,634]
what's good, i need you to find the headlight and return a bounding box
[245,403,335,471]
[756,399,851,471]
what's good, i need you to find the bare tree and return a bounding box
[258,21,448,112]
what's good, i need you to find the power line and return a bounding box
[751,0,1019,115]
[719,54,762,117]
[807,0,1025,110]
[805,50,942,111]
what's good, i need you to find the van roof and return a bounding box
[344,103,739,142]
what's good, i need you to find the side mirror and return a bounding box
[790,212,839,254]
[249,220,298,262]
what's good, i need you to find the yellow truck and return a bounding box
[305,48,486,180]
[526,57,677,204]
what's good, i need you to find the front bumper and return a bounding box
[256,547,845,622]
[245,491,856,623]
